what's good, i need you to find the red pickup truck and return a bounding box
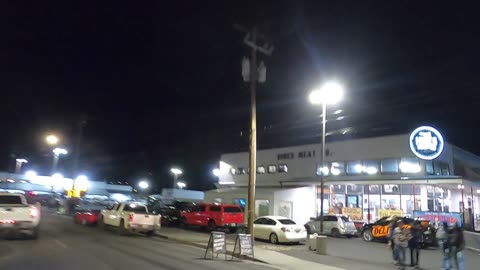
[180,203,244,232]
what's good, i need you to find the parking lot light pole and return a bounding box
[309,81,343,234]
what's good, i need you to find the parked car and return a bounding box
[74,209,101,225]
[99,202,161,236]
[180,203,244,232]
[360,216,436,248]
[304,215,358,238]
[0,193,40,239]
[253,216,307,244]
[150,201,195,227]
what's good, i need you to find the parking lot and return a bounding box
[157,226,480,270]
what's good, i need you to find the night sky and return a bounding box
[1,1,479,191]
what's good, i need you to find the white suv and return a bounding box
[304,215,357,238]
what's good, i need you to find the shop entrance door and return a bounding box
[347,195,359,208]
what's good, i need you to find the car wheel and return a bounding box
[362,229,373,242]
[207,220,216,231]
[269,233,279,244]
[331,228,340,238]
[119,220,128,235]
[31,226,39,240]
[305,225,312,235]
[146,230,155,237]
[180,218,189,229]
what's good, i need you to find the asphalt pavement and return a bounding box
[0,212,281,270]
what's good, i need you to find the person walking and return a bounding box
[437,221,451,270]
[408,220,421,269]
[389,219,400,265]
[393,219,410,270]
[450,222,466,270]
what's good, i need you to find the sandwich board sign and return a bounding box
[231,234,254,260]
[204,231,227,260]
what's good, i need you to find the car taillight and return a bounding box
[281,227,290,232]
[129,213,134,222]
[29,207,38,218]
[28,191,35,196]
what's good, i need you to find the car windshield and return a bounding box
[278,219,296,225]
[123,204,148,214]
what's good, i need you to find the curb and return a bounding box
[153,233,266,263]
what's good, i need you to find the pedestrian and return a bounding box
[393,219,410,270]
[408,220,421,269]
[449,222,466,270]
[437,221,451,270]
[389,219,400,265]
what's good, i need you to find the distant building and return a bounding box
[207,131,480,231]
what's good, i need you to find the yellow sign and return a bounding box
[379,209,404,218]
[343,207,362,220]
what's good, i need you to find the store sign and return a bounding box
[277,150,316,160]
[343,207,362,220]
[413,211,463,228]
[378,209,404,218]
[409,126,444,160]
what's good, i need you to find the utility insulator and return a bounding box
[241,57,250,82]
[258,61,266,83]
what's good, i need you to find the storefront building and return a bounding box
[206,128,480,231]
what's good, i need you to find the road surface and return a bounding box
[0,212,279,270]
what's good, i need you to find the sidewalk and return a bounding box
[155,227,344,270]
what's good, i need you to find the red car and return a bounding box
[180,203,244,232]
[74,209,101,225]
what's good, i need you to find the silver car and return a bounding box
[304,215,358,238]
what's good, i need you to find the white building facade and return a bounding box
[206,132,480,231]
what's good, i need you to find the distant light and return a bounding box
[366,167,378,175]
[212,168,221,177]
[25,170,37,178]
[75,175,89,190]
[336,116,345,121]
[52,173,64,180]
[309,81,344,105]
[138,180,149,189]
[129,203,137,208]
[16,158,28,163]
[477,189,480,194]
[458,185,465,189]
[354,164,364,173]
[170,168,183,175]
[53,148,68,155]
[7,179,15,183]
[177,181,186,189]
[46,135,59,145]
[111,193,129,202]
[334,110,343,115]
[399,162,421,173]
[219,181,235,185]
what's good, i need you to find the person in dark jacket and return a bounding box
[450,222,465,270]
[389,219,400,265]
[408,221,421,268]
[438,221,451,270]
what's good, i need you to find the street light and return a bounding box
[138,180,149,190]
[46,135,59,145]
[177,181,186,189]
[309,81,344,234]
[52,148,68,173]
[15,158,28,174]
[25,170,37,179]
[212,168,221,177]
[170,168,183,188]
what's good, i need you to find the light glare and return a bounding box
[138,180,149,189]
[170,168,183,175]
[309,81,344,105]
[46,135,59,145]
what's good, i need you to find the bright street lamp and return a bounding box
[212,168,221,177]
[52,148,68,173]
[309,81,344,234]
[46,135,59,145]
[138,180,149,190]
[170,167,183,188]
[177,181,186,189]
[15,158,28,174]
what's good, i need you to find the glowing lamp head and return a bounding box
[46,135,59,145]
[309,81,344,105]
[170,168,183,175]
[138,180,149,190]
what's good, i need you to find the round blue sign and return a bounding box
[409,126,444,160]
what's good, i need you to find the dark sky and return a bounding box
[1,1,479,191]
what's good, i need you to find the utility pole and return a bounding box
[237,24,274,242]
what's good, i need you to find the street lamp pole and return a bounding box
[52,148,68,174]
[320,101,326,231]
[170,168,183,189]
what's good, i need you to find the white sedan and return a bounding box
[253,216,307,244]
